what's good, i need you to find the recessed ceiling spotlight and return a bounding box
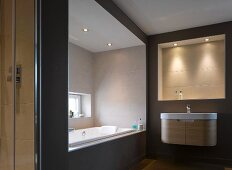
[205,38,209,42]
[173,43,178,47]
[82,28,89,32]
[107,43,112,47]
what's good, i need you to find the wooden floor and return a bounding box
[130,159,232,170]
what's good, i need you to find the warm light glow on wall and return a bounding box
[171,56,184,72]
[200,44,217,69]
[202,54,215,68]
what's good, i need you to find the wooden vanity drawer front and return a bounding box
[161,120,185,144]
[186,120,217,146]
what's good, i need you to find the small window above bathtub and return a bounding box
[68,92,91,118]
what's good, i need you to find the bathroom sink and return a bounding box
[160,113,217,120]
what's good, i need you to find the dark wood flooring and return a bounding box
[130,159,232,170]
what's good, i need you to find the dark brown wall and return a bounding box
[37,0,69,169]
[147,21,232,164]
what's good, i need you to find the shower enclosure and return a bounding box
[0,0,35,169]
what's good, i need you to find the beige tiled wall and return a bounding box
[15,0,34,169]
[94,45,146,128]
[69,43,95,129]
[0,0,15,169]
[161,40,225,100]
[69,44,146,129]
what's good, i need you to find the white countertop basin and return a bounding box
[160,113,217,120]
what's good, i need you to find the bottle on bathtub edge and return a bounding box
[137,118,144,131]
[132,121,138,130]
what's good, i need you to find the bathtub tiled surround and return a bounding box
[69,43,146,129]
[159,39,225,100]
[94,45,146,128]
[69,43,95,129]
[69,43,94,96]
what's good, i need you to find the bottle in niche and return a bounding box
[179,91,183,100]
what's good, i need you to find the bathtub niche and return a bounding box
[67,0,147,169]
[68,0,146,135]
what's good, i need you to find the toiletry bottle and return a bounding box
[132,121,138,130]
[138,118,144,131]
[179,91,183,100]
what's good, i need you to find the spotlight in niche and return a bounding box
[174,43,178,47]
[205,38,209,42]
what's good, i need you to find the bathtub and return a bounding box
[69,126,135,147]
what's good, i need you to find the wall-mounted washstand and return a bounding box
[160,110,217,146]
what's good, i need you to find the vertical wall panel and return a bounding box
[40,0,69,169]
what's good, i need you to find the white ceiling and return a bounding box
[113,0,232,35]
[69,0,144,53]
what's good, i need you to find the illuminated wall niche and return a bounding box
[158,34,225,101]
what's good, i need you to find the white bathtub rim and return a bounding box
[69,129,146,152]
[69,127,135,147]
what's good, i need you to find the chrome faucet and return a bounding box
[186,104,191,114]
